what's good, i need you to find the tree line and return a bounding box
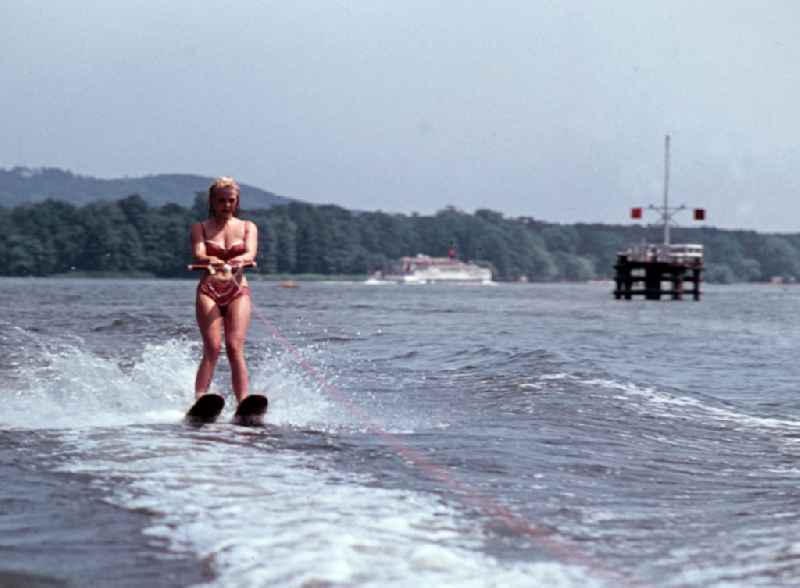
[1,194,798,283]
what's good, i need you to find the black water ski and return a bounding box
[233,394,268,426]
[185,394,225,425]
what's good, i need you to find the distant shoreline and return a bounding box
[4,273,785,285]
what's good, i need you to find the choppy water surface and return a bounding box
[2,278,800,587]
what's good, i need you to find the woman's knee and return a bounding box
[204,339,222,360]
[225,337,245,358]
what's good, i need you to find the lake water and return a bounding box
[2,278,800,587]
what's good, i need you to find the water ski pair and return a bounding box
[185,393,268,426]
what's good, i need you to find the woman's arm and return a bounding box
[191,222,223,265]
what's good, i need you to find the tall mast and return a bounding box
[663,134,671,245]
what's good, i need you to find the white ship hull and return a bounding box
[398,267,492,284]
[369,254,494,285]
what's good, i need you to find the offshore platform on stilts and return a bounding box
[614,135,706,301]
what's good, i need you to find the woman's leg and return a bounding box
[224,292,252,403]
[195,293,223,398]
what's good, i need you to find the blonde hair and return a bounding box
[208,176,241,217]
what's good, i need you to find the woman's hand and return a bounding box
[187,257,227,275]
[226,257,255,271]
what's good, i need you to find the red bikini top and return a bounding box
[203,222,248,261]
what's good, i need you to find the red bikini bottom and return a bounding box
[198,279,251,315]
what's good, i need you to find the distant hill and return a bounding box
[0,167,296,209]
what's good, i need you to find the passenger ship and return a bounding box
[367,254,494,285]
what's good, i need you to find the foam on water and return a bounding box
[0,338,195,429]
[58,434,600,588]
[250,347,340,430]
[3,335,601,587]
[524,369,800,438]
[581,376,800,433]
[0,334,342,431]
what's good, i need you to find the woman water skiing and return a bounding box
[191,177,258,403]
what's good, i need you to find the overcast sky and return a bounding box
[2,1,799,231]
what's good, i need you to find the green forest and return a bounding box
[2,194,799,283]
